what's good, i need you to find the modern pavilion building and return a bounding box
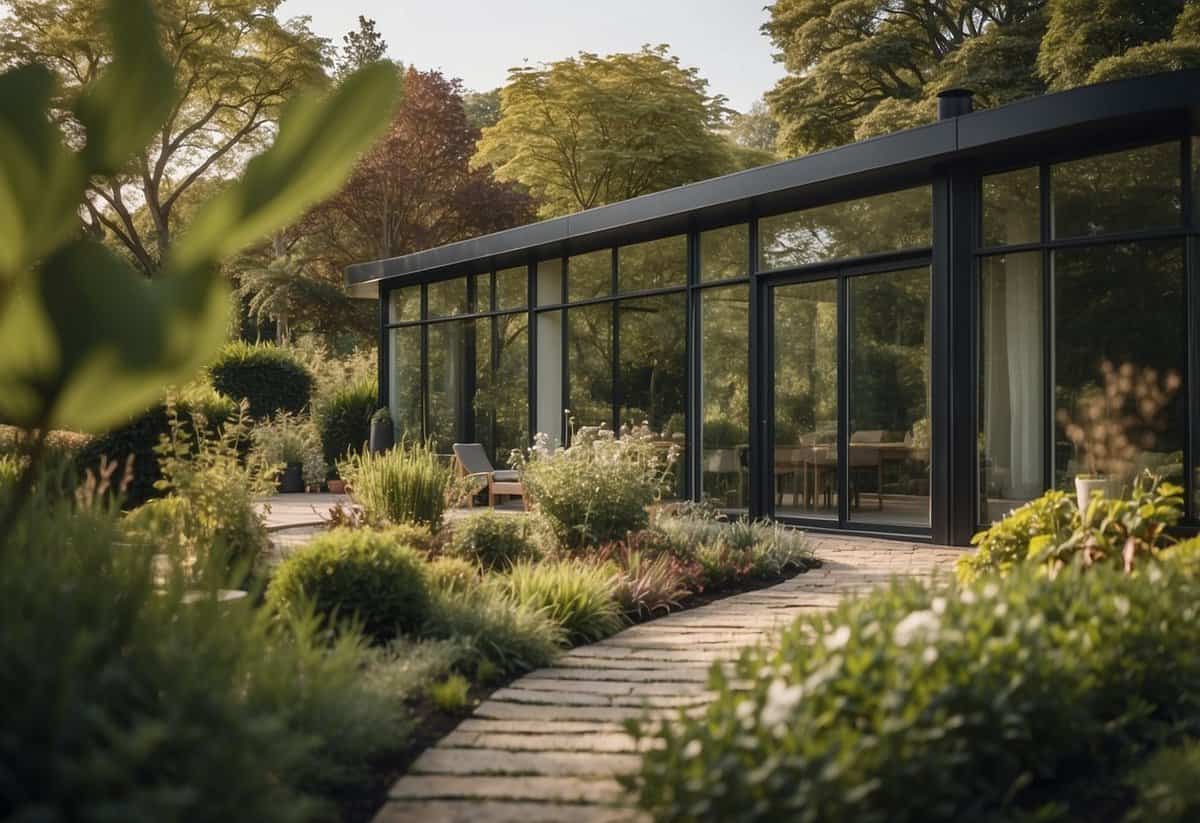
[347,70,1200,547]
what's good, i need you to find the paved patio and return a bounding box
[373,534,962,823]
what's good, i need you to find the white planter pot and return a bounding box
[1075,476,1114,512]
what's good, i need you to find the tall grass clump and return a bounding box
[497,558,625,645]
[423,586,563,675]
[339,441,451,529]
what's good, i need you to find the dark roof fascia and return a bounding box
[347,69,1200,291]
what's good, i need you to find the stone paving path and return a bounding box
[374,535,963,823]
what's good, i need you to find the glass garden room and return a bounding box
[348,70,1200,547]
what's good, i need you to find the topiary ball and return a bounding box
[266,527,430,643]
[208,341,314,419]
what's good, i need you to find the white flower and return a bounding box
[1113,596,1130,617]
[824,625,852,651]
[931,597,947,615]
[982,582,999,600]
[960,589,978,605]
[994,602,1008,619]
[736,699,757,722]
[683,739,703,759]
[893,609,941,647]
[922,647,939,664]
[761,678,803,729]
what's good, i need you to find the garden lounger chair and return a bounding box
[451,443,527,509]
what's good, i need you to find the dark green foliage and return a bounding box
[76,390,235,507]
[1,491,405,823]
[1124,739,1200,822]
[208,341,314,419]
[628,565,1200,822]
[267,528,431,643]
[316,378,376,476]
[447,510,537,570]
[421,586,563,675]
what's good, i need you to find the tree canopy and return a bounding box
[473,45,736,218]
[0,0,329,275]
[763,0,1200,156]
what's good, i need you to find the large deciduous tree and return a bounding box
[473,45,735,218]
[0,0,328,275]
[763,0,1200,157]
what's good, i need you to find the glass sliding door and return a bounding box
[847,267,931,528]
[772,279,839,519]
[768,263,931,533]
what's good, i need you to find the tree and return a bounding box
[473,45,735,217]
[463,88,501,130]
[335,14,389,78]
[728,99,781,155]
[0,0,329,275]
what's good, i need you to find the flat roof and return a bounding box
[347,69,1200,296]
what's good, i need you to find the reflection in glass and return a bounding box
[848,267,931,528]
[1051,141,1181,239]
[474,319,493,459]
[618,235,687,292]
[568,302,613,430]
[982,167,1039,247]
[535,309,564,444]
[474,314,529,466]
[699,224,748,282]
[1193,137,1199,226]
[427,277,468,318]
[979,253,1043,524]
[1053,241,1185,495]
[700,286,749,510]
[568,249,611,301]
[389,285,421,323]
[619,293,687,497]
[758,185,931,271]
[427,321,468,453]
[773,280,838,520]
[389,325,422,441]
[495,265,527,311]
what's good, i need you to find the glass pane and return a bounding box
[773,279,839,520]
[619,293,687,498]
[982,167,1039,247]
[1053,241,1186,497]
[1051,141,1181,239]
[1193,137,1199,228]
[496,265,527,311]
[535,309,564,445]
[700,286,750,510]
[618,235,687,292]
[568,249,611,301]
[389,285,421,323]
[427,320,469,454]
[848,267,931,528]
[568,302,613,430]
[699,224,748,281]
[427,277,468,318]
[979,253,1044,524]
[759,185,931,271]
[494,314,529,465]
[536,258,563,306]
[389,325,422,442]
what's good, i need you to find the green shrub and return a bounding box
[498,558,625,645]
[601,541,693,619]
[1124,740,1200,823]
[208,341,315,419]
[315,378,375,477]
[1,489,405,822]
[957,489,1079,583]
[422,586,563,675]
[266,528,431,643]
[338,441,450,529]
[447,510,537,570]
[76,387,236,507]
[250,411,326,486]
[628,566,1200,822]
[741,519,818,577]
[517,422,676,549]
[425,556,481,595]
[428,674,471,712]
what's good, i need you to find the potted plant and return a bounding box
[326,476,347,495]
[369,407,394,453]
[251,412,327,494]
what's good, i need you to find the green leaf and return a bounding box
[170,63,398,273]
[73,0,175,174]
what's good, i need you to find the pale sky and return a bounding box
[278,0,785,113]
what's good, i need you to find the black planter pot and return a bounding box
[277,463,304,494]
[369,419,394,453]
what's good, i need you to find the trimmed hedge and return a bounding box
[627,565,1200,822]
[266,528,431,644]
[208,341,314,419]
[315,379,375,477]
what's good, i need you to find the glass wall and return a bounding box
[978,140,1191,524]
[568,302,614,429]
[619,235,687,292]
[568,249,610,302]
[389,325,422,440]
[699,224,748,282]
[699,285,749,509]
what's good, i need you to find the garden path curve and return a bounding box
[373,535,962,823]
